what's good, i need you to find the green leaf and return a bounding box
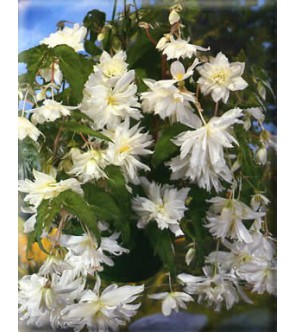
[62,190,101,245]
[29,190,100,253]
[145,222,176,275]
[63,121,112,141]
[18,45,51,84]
[84,40,102,56]
[52,45,93,104]
[82,183,121,222]
[18,137,41,180]
[105,165,131,243]
[152,123,188,167]
[83,10,106,42]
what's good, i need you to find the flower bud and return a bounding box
[255,147,267,165]
[169,10,180,25]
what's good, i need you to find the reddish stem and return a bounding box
[145,28,157,46]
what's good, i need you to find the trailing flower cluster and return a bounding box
[18,2,276,331]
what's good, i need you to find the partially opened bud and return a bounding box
[169,10,180,25]
[255,147,267,165]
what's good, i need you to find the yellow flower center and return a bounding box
[175,73,184,81]
[107,95,116,106]
[211,69,229,85]
[118,144,131,154]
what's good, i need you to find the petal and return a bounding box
[170,61,185,80]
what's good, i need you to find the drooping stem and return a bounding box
[194,98,207,125]
[52,126,63,157]
[21,89,30,117]
[168,272,173,293]
[145,27,157,46]
[161,55,167,79]
[214,101,219,116]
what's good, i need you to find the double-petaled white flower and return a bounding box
[61,277,144,332]
[18,169,83,208]
[81,70,142,129]
[31,99,79,124]
[141,78,201,128]
[132,177,189,236]
[60,229,129,277]
[67,148,109,183]
[156,35,209,60]
[40,23,87,52]
[148,291,194,316]
[18,273,85,329]
[237,258,277,296]
[178,266,251,311]
[18,116,43,141]
[94,50,128,81]
[197,52,248,103]
[168,108,243,192]
[103,118,153,183]
[205,197,264,243]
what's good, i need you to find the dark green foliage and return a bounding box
[18,137,41,180]
[27,190,101,254]
[52,45,93,104]
[82,183,121,223]
[18,45,51,84]
[62,121,112,142]
[100,228,163,282]
[105,166,132,243]
[145,222,176,276]
[83,9,106,42]
[152,123,188,167]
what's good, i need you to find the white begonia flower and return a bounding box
[31,99,79,124]
[141,79,201,128]
[205,197,264,243]
[238,259,277,296]
[81,70,142,130]
[40,23,87,52]
[157,35,210,60]
[168,108,243,192]
[255,147,267,165]
[61,276,144,332]
[18,273,85,329]
[169,10,181,25]
[178,266,251,311]
[39,63,63,85]
[60,229,129,276]
[206,232,276,271]
[250,193,270,212]
[170,58,200,82]
[94,50,128,80]
[197,52,248,103]
[18,116,43,141]
[39,254,73,276]
[148,292,194,316]
[18,169,83,208]
[67,148,109,183]
[103,118,153,184]
[132,177,189,237]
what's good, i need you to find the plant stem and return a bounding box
[111,0,118,23]
[214,101,219,116]
[52,126,63,157]
[133,0,140,22]
[145,27,157,46]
